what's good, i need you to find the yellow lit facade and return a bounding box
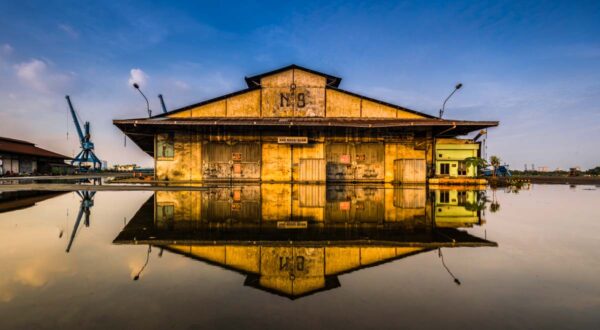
[114,65,497,183]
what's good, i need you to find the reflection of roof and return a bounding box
[114,196,497,299]
[0,191,66,213]
[0,137,70,159]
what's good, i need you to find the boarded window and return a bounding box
[156,133,174,159]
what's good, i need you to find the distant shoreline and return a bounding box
[492,176,600,185]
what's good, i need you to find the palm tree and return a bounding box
[490,155,501,177]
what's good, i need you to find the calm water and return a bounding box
[0,184,599,329]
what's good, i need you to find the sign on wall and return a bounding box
[277,137,308,144]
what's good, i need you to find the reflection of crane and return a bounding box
[66,191,96,253]
[65,95,101,171]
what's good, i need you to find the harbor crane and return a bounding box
[65,95,102,171]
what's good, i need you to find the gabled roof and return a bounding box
[244,64,342,88]
[0,136,70,159]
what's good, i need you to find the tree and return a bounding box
[490,155,501,178]
[465,157,488,176]
[587,166,600,176]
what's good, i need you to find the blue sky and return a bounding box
[0,0,599,169]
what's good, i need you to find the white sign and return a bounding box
[277,137,308,144]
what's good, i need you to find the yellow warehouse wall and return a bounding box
[166,68,427,119]
[326,89,361,117]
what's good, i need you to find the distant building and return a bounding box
[113,164,138,172]
[0,137,71,175]
[537,166,549,172]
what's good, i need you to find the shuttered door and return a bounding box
[298,159,326,182]
[326,143,354,181]
[394,159,426,183]
[202,142,261,180]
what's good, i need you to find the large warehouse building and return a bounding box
[114,65,497,183]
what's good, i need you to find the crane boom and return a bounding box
[66,95,85,144]
[65,95,101,171]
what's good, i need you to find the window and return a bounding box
[440,163,450,175]
[457,191,468,205]
[156,133,174,159]
[440,191,450,203]
[458,161,467,176]
[156,203,174,223]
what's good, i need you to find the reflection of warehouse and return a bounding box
[0,137,71,175]
[114,186,495,298]
[115,65,497,183]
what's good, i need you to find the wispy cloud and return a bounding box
[13,58,74,93]
[173,80,190,90]
[58,24,79,39]
[1,43,13,55]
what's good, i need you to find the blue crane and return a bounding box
[65,95,102,171]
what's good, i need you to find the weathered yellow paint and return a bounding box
[226,90,260,117]
[166,244,427,297]
[384,143,426,182]
[261,183,292,221]
[291,143,325,181]
[325,247,361,275]
[261,69,326,117]
[360,247,398,264]
[384,187,427,222]
[325,89,361,117]
[292,184,325,221]
[155,133,202,181]
[190,246,226,263]
[261,143,291,181]
[155,190,202,222]
[361,99,397,118]
[165,68,427,121]
[225,246,260,273]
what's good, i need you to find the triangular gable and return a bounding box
[159,65,434,119]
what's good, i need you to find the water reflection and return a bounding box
[0,190,66,213]
[114,184,496,299]
[65,191,96,253]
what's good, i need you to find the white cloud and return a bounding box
[128,68,148,87]
[173,80,190,90]
[58,24,79,39]
[1,44,13,55]
[14,59,73,93]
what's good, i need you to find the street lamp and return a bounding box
[439,83,463,119]
[133,83,152,118]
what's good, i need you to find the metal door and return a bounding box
[299,159,326,182]
[394,159,426,183]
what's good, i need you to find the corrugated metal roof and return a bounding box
[0,137,70,159]
[114,117,498,128]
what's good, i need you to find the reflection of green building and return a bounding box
[115,185,494,299]
[433,189,483,228]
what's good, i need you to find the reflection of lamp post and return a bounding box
[133,245,152,281]
[438,248,461,285]
[439,83,463,118]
